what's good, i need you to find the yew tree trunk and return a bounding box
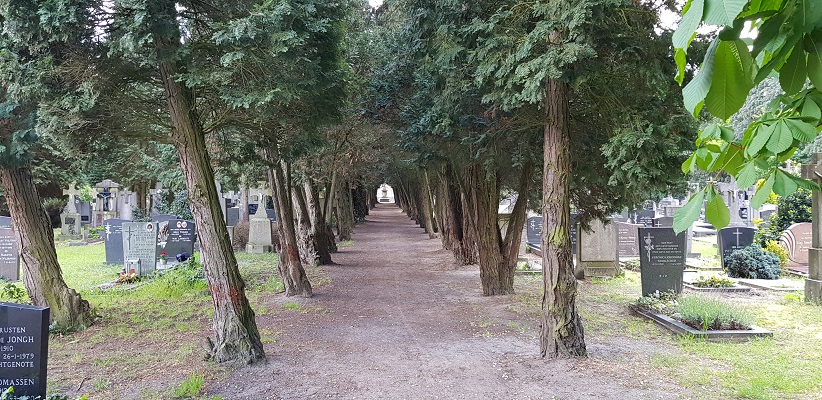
[0,166,92,329]
[421,169,438,238]
[153,3,264,364]
[336,179,354,241]
[540,77,586,358]
[292,182,318,266]
[268,160,313,297]
[437,166,475,265]
[304,179,335,262]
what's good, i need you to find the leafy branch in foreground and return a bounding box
[672,0,822,234]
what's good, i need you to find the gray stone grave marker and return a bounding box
[636,210,656,227]
[226,207,240,227]
[265,208,277,222]
[103,219,127,264]
[0,217,11,229]
[0,302,49,398]
[122,222,158,276]
[780,222,812,267]
[526,216,542,250]
[718,226,757,268]
[577,220,618,277]
[615,222,640,258]
[247,207,273,253]
[76,200,92,225]
[638,227,686,296]
[156,219,196,262]
[0,228,18,281]
[652,216,674,227]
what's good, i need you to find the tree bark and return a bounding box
[420,169,438,238]
[292,181,318,266]
[153,2,264,364]
[336,179,354,241]
[540,77,586,358]
[304,179,335,262]
[268,159,313,297]
[0,166,93,330]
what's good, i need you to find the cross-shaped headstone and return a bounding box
[62,182,80,214]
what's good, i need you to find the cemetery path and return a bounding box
[208,204,685,399]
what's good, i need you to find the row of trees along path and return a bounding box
[207,204,680,399]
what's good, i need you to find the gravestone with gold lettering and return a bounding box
[0,303,49,398]
[638,227,686,296]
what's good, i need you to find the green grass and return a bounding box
[171,373,204,398]
[676,295,756,330]
[575,271,822,400]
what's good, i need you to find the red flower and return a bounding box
[161,251,167,255]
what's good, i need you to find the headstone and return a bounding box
[577,220,618,277]
[636,210,656,227]
[801,154,822,302]
[718,227,757,268]
[103,219,127,265]
[652,216,674,227]
[265,208,277,222]
[247,203,259,217]
[246,206,274,253]
[638,227,686,296]
[780,223,813,266]
[156,219,196,262]
[76,200,92,225]
[226,207,240,227]
[0,217,11,229]
[0,302,49,398]
[153,214,177,224]
[60,184,83,240]
[570,213,578,254]
[526,216,542,250]
[759,209,776,222]
[615,222,640,258]
[0,228,19,281]
[121,222,158,276]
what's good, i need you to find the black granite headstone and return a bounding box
[615,222,640,257]
[652,216,674,227]
[226,207,240,227]
[0,217,11,229]
[718,226,757,267]
[638,227,686,296]
[247,203,259,217]
[637,210,656,227]
[157,220,196,262]
[0,303,49,398]
[103,219,128,265]
[0,228,19,281]
[526,216,542,249]
[265,208,277,222]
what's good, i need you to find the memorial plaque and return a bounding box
[226,207,240,227]
[0,228,19,281]
[103,219,127,265]
[718,227,757,267]
[526,216,542,249]
[637,210,656,227]
[638,227,686,296]
[615,222,640,257]
[780,223,812,266]
[265,208,277,222]
[0,303,49,398]
[247,203,259,217]
[0,217,11,229]
[157,220,196,262]
[122,222,157,276]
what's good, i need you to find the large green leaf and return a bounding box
[705,188,730,229]
[807,37,822,89]
[674,188,706,234]
[705,39,755,119]
[745,121,774,157]
[734,160,759,189]
[785,117,818,141]
[796,0,822,32]
[684,39,720,116]
[765,120,793,153]
[751,173,775,209]
[703,0,748,26]
[779,44,808,95]
[674,0,705,50]
[773,169,799,195]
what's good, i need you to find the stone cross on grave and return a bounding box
[801,154,822,303]
[733,228,743,247]
[643,232,654,262]
[62,182,80,213]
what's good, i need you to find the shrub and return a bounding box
[725,245,781,279]
[691,275,735,288]
[755,188,811,246]
[675,295,756,330]
[764,240,789,269]
[42,197,66,227]
[232,220,250,251]
[0,280,28,303]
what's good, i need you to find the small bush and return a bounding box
[725,245,781,279]
[675,295,756,330]
[0,280,28,304]
[87,225,104,239]
[764,240,789,269]
[691,275,735,288]
[148,258,207,298]
[232,220,249,251]
[172,373,204,398]
[755,188,811,246]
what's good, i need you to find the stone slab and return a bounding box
[0,302,49,397]
[638,227,686,296]
[736,278,805,291]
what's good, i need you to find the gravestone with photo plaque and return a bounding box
[638,227,686,296]
[156,219,196,262]
[122,222,158,276]
[0,302,49,398]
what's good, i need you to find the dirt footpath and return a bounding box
[208,204,685,399]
